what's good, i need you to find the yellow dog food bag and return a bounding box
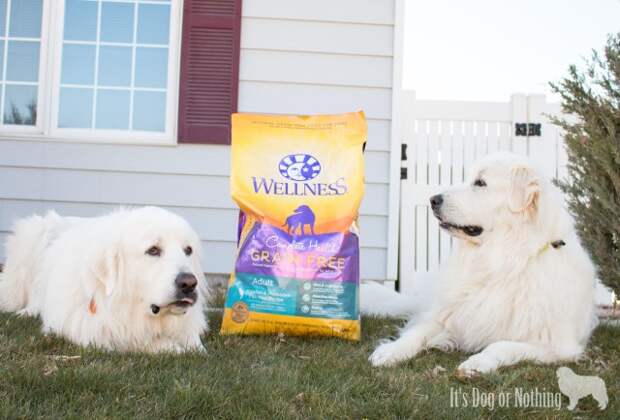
[220,111,366,340]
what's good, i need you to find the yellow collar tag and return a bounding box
[537,242,551,255]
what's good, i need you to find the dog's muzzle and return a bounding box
[150,273,199,315]
[429,194,484,237]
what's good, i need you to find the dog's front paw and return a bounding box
[456,353,497,378]
[369,341,408,367]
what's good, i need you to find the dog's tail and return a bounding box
[0,211,63,313]
[359,281,419,318]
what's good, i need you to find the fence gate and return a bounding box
[398,91,567,294]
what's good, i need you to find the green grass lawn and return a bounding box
[0,308,618,419]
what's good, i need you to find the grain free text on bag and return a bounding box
[220,112,366,340]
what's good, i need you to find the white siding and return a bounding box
[0,0,396,280]
[240,19,393,56]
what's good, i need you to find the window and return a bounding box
[57,0,171,133]
[0,0,180,143]
[0,0,43,128]
[0,0,243,145]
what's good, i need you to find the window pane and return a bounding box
[64,0,97,41]
[6,41,39,82]
[135,47,167,88]
[59,87,92,128]
[0,0,7,35]
[61,44,95,85]
[100,2,134,43]
[57,0,174,134]
[0,42,4,77]
[133,91,165,132]
[9,0,42,38]
[3,84,37,125]
[98,46,131,87]
[137,4,170,45]
[96,89,129,129]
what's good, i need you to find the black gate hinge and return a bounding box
[515,122,542,137]
[401,144,408,179]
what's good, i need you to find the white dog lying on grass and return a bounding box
[0,207,208,352]
[369,153,598,376]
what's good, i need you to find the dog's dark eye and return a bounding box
[184,246,193,256]
[473,179,487,187]
[146,246,162,257]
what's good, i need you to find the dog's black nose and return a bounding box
[430,194,443,209]
[175,273,197,294]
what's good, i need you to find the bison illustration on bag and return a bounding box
[283,205,316,236]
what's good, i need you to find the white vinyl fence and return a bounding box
[398,91,567,294]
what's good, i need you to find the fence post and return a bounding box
[511,93,528,155]
[527,95,556,177]
[401,90,416,147]
[400,90,416,182]
[398,90,416,293]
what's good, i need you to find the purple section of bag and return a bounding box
[236,211,246,245]
[235,217,359,282]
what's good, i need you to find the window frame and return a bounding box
[0,0,183,145]
[0,0,51,136]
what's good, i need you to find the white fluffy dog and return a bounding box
[0,207,208,352]
[556,367,608,410]
[369,153,598,376]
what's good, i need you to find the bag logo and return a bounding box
[250,153,347,196]
[279,154,321,181]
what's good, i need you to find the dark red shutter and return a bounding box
[177,0,242,144]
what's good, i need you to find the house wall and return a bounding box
[0,0,397,281]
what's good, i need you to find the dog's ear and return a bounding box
[94,244,124,296]
[508,165,540,214]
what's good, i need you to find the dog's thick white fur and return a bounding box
[0,207,208,352]
[369,153,598,376]
[556,367,608,410]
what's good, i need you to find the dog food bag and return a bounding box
[220,111,366,340]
